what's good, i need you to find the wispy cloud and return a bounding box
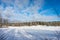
[0,0,60,22]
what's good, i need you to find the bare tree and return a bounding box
[0,13,9,27]
[0,13,2,27]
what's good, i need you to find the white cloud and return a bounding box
[2,7,14,19]
[0,0,59,23]
[2,0,14,6]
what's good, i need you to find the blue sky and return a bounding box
[0,0,60,22]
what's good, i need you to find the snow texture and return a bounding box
[0,25,60,40]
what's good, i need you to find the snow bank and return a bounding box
[7,25,60,31]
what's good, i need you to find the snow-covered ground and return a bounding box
[0,25,60,40]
